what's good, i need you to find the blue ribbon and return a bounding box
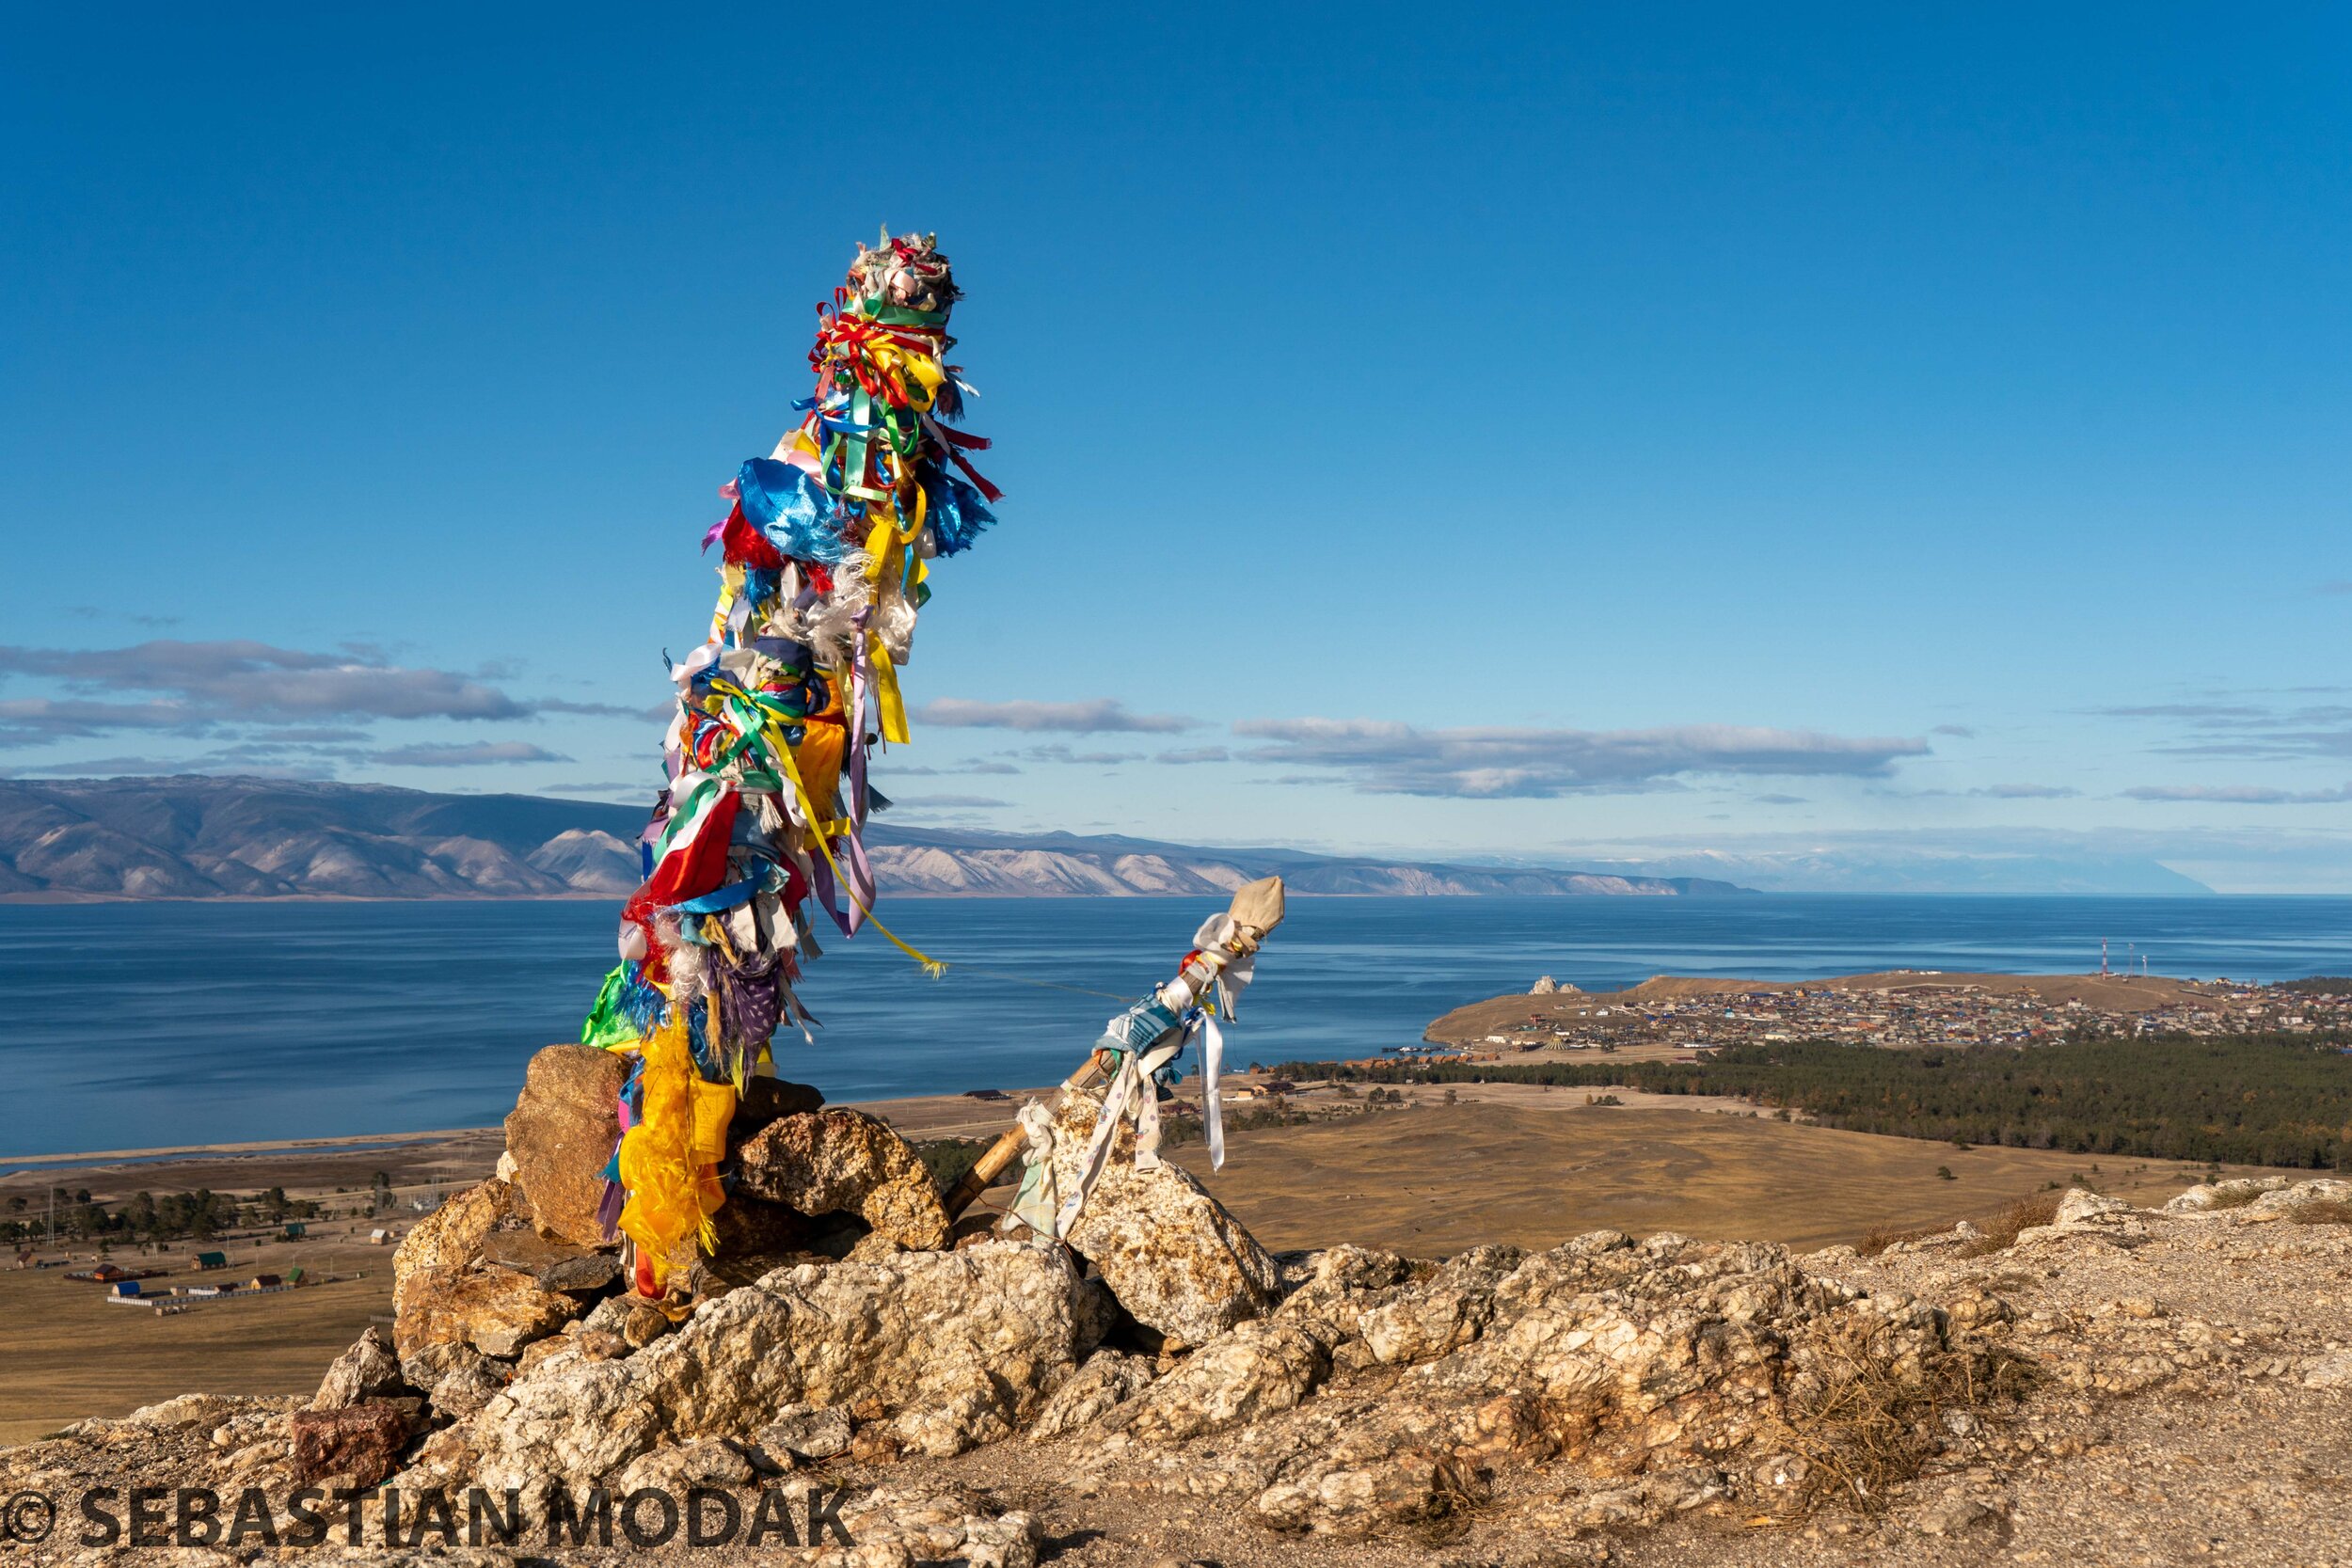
[665,878,759,916]
[739,457,846,563]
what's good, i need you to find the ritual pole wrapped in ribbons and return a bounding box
[946,875,1287,1231]
[540,231,1286,1344]
[576,230,999,1298]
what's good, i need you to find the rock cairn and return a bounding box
[368,1042,1279,1454]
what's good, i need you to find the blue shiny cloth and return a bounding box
[666,878,759,916]
[739,458,846,563]
[920,465,997,556]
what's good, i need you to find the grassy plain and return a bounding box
[0,1233,396,1445]
[1179,1087,2256,1255]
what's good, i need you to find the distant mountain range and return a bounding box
[0,777,1754,900]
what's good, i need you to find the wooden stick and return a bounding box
[941,877,1286,1220]
[942,1052,1111,1217]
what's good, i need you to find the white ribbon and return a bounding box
[1037,918,1262,1239]
[1007,1101,1060,1237]
[1056,1032,1182,1239]
[1198,1011,1226,1170]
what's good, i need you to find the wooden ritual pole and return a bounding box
[941,875,1287,1218]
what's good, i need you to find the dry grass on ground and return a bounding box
[1857,1188,2069,1259]
[1172,1096,2270,1256]
[1762,1323,2040,1513]
[0,1235,395,1445]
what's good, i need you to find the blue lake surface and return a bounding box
[3,895,2348,1159]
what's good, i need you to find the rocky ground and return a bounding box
[6,1048,2349,1567]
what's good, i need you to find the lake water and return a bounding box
[3,895,2347,1159]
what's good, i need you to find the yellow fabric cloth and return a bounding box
[790,681,848,813]
[616,1015,737,1287]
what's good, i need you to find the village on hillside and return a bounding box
[1422,971,2352,1058]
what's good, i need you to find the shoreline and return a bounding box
[8,958,2337,1171]
[0,1088,1058,1187]
[0,1127,507,1169]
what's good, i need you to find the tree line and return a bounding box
[3,1186,321,1247]
[1273,1032,2352,1169]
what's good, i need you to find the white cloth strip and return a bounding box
[1056,1033,1183,1239]
[1200,1012,1226,1170]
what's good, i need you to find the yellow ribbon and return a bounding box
[862,483,926,583]
[852,483,924,747]
[866,341,946,411]
[751,707,944,977]
[869,636,909,744]
[707,562,745,641]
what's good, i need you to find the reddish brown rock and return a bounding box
[516,1335,576,1376]
[734,1108,951,1250]
[697,1192,830,1290]
[502,1044,630,1246]
[288,1401,413,1489]
[477,1227,622,1294]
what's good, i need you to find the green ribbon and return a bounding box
[843,386,873,500]
[856,296,946,327]
[580,964,640,1049]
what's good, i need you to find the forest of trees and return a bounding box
[1,1185,320,1247]
[1276,1033,2352,1169]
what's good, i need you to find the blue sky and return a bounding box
[4,5,2348,891]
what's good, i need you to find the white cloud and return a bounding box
[1969,783,2079,799]
[0,640,532,736]
[0,697,213,743]
[2122,782,2352,805]
[1232,718,1930,799]
[2090,697,2352,761]
[1019,744,1144,766]
[365,741,571,768]
[913,697,1200,734]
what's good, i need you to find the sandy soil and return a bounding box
[1,1136,503,1446]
